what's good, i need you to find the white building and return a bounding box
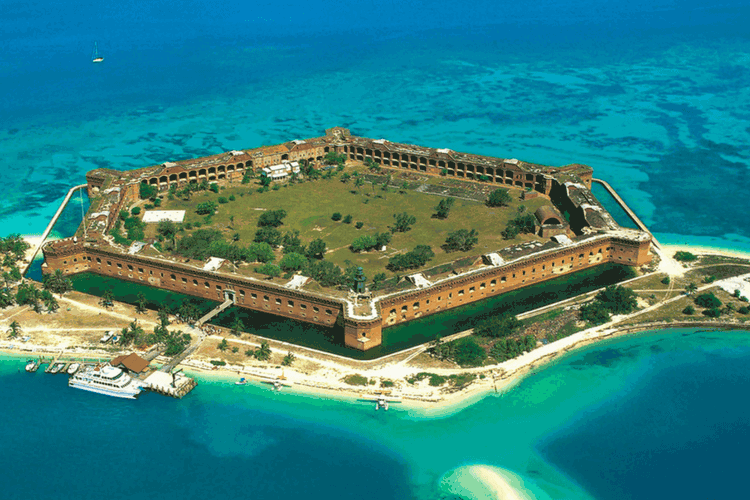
[262,161,300,180]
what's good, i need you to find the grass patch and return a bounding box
[152,166,551,280]
[342,374,369,386]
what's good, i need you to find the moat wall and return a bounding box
[42,234,650,350]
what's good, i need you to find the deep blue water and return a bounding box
[4,329,750,499]
[2,0,750,498]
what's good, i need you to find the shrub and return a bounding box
[443,229,479,252]
[254,226,282,247]
[351,235,378,253]
[434,197,455,219]
[738,306,750,315]
[279,252,308,272]
[343,214,353,224]
[272,184,281,191]
[452,338,487,367]
[196,201,217,215]
[473,314,522,338]
[387,245,435,271]
[703,307,721,318]
[144,203,154,210]
[595,285,638,314]
[343,374,368,386]
[683,305,695,315]
[153,198,162,207]
[258,209,287,227]
[210,360,226,366]
[694,292,722,309]
[255,263,281,277]
[390,212,416,233]
[331,212,342,221]
[487,188,512,207]
[209,183,219,193]
[674,251,697,262]
[661,276,670,285]
[579,301,611,325]
[130,207,141,216]
[139,183,157,199]
[229,195,235,201]
[355,221,364,229]
[218,196,228,204]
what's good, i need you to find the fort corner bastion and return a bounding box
[41,127,653,352]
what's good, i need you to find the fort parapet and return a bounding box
[44,128,652,351]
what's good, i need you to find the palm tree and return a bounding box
[229,215,235,229]
[230,317,244,336]
[354,177,365,195]
[685,282,698,295]
[135,292,148,314]
[255,341,271,361]
[7,320,20,338]
[100,290,114,309]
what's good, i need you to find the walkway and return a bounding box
[592,178,661,248]
[196,298,234,326]
[24,184,88,275]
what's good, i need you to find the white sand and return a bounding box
[660,243,750,261]
[441,465,534,500]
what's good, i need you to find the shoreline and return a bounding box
[5,320,750,416]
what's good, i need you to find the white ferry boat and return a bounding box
[69,364,145,399]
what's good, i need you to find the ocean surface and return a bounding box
[4,328,750,499]
[2,0,750,498]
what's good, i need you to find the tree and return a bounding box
[694,292,722,309]
[139,183,157,200]
[342,214,353,224]
[135,292,148,314]
[254,226,283,247]
[279,252,308,272]
[256,263,281,278]
[684,282,698,295]
[306,238,327,259]
[452,338,487,367]
[282,351,296,366]
[594,285,638,314]
[387,245,434,271]
[7,320,20,338]
[390,212,416,233]
[217,338,229,351]
[196,201,217,215]
[304,260,345,287]
[178,302,200,324]
[254,341,271,361]
[501,224,520,240]
[399,181,409,194]
[246,242,275,263]
[473,315,522,338]
[258,209,288,227]
[579,301,611,325]
[42,269,72,295]
[443,229,479,252]
[331,212,342,221]
[434,197,456,219]
[354,177,365,194]
[376,232,392,248]
[341,173,351,184]
[487,188,512,207]
[131,207,142,216]
[120,320,144,346]
[230,317,244,336]
[156,220,178,243]
[683,305,696,315]
[371,272,387,290]
[351,235,378,252]
[324,151,346,167]
[282,230,305,255]
[100,290,114,309]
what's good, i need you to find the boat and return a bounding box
[235,377,248,385]
[69,364,145,399]
[92,42,104,63]
[25,360,39,372]
[67,363,80,375]
[49,362,64,374]
[100,330,116,343]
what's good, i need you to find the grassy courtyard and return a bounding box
[138,166,552,282]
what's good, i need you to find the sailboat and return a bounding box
[92,42,104,63]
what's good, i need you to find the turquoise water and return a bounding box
[4,328,750,499]
[2,0,750,498]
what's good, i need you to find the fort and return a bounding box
[41,128,653,351]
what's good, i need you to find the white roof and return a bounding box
[229,150,245,156]
[203,257,225,272]
[89,211,109,219]
[142,210,185,223]
[485,252,505,266]
[437,148,452,154]
[162,162,178,168]
[285,275,310,290]
[407,273,432,289]
[552,234,573,245]
[128,241,146,254]
[103,187,120,194]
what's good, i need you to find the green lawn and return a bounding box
[144,169,551,279]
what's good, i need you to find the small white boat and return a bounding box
[92,42,104,63]
[235,377,248,385]
[67,363,80,375]
[25,360,39,372]
[100,330,116,343]
[49,362,64,374]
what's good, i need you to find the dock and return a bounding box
[592,178,661,249]
[143,370,197,399]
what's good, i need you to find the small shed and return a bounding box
[111,353,150,374]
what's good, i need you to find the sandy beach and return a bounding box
[441,464,534,500]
